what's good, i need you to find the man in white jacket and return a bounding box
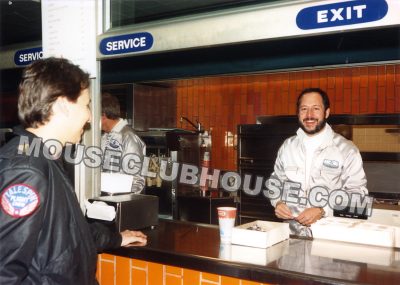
[101,93,146,193]
[267,88,368,236]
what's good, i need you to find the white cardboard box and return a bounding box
[231,240,289,265]
[311,239,397,266]
[231,220,290,248]
[311,217,399,248]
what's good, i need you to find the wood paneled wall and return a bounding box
[176,64,400,171]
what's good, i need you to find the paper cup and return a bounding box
[218,242,232,260]
[217,207,236,243]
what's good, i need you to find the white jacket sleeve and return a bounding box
[122,131,146,193]
[266,143,288,208]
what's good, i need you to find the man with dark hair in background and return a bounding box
[267,88,368,237]
[101,92,146,193]
[0,58,146,284]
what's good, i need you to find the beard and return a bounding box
[298,116,327,135]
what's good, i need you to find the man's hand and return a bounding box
[275,202,294,220]
[120,230,147,247]
[295,208,324,226]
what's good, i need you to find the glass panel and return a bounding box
[110,0,281,28]
[0,1,42,47]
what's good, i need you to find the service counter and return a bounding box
[98,219,400,285]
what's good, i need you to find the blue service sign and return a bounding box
[296,0,388,30]
[99,32,154,55]
[14,47,43,66]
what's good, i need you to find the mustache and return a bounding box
[302,118,318,122]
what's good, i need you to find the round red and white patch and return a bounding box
[1,184,40,217]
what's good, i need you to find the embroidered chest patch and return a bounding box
[323,159,339,169]
[1,184,40,217]
[108,138,122,150]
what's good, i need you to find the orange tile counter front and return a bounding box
[96,219,400,285]
[97,255,267,285]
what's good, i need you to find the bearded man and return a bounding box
[266,88,368,237]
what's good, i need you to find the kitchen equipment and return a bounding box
[87,193,159,231]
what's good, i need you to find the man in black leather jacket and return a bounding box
[0,58,147,284]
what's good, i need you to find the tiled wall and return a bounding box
[97,254,271,285]
[176,64,400,170]
[352,126,400,152]
[134,84,177,130]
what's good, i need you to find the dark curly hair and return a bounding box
[18,57,90,128]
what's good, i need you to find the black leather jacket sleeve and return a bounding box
[89,222,122,252]
[0,168,48,284]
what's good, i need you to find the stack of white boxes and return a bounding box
[311,214,400,248]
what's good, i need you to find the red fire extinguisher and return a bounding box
[200,139,210,192]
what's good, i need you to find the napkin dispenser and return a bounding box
[87,194,159,232]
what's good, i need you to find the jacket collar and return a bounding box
[111,119,128,133]
[296,123,334,149]
[13,125,36,138]
[12,125,64,164]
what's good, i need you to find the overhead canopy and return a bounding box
[101,26,400,84]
